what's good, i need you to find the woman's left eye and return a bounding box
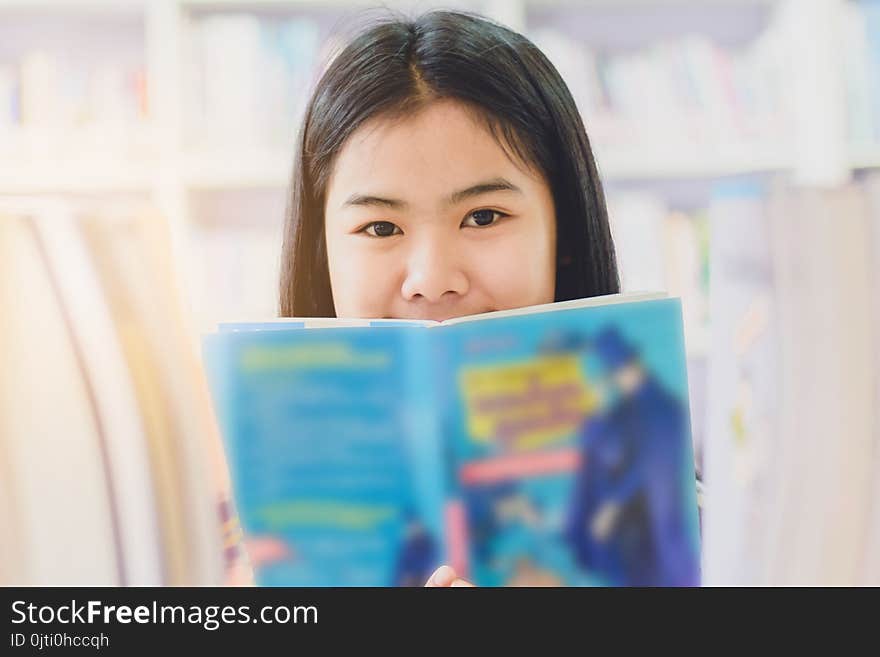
[461,209,507,228]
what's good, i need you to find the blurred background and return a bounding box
[1,0,879,585]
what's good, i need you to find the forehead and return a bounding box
[326,100,543,204]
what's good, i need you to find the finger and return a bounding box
[224,561,255,587]
[450,578,475,587]
[425,564,457,587]
[245,537,291,567]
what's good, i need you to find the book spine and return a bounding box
[401,329,450,574]
[842,1,873,144]
[864,1,880,142]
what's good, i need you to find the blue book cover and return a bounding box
[203,293,701,586]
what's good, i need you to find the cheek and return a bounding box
[466,226,556,308]
[326,240,401,317]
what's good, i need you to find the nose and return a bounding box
[400,236,469,304]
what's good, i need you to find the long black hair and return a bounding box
[280,10,619,317]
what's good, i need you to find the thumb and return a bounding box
[245,536,291,567]
[425,565,475,587]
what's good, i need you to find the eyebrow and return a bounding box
[342,194,407,210]
[448,178,522,205]
[341,177,522,210]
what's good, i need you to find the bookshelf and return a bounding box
[0,0,877,337]
[1,1,873,181]
[4,0,879,589]
[851,144,880,170]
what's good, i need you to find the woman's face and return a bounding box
[324,99,557,322]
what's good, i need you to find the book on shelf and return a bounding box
[528,19,790,149]
[703,178,880,586]
[844,0,880,144]
[0,199,227,585]
[0,29,149,156]
[203,293,702,587]
[187,12,322,149]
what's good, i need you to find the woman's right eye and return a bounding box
[360,221,402,238]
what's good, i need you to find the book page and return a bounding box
[439,291,667,326]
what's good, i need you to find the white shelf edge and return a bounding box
[180,148,795,187]
[849,144,880,170]
[180,150,291,189]
[0,143,805,192]
[595,142,793,180]
[0,0,145,13]
[0,168,156,194]
[15,139,880,191]
[179,0,395,8]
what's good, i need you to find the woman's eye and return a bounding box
[462,209,506,228]
[361,221,401,237]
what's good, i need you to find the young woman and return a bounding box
[252,9,620,587]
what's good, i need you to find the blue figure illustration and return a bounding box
[464,481,520,563]
[466,483,566,586]
[564,327,699,586]
[393,511,438,587]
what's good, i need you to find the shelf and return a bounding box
[179,0,400,9]
[181,150,291,189]
[0,1,874,190]
[527,0,777,8]
[0,140,863,194]
[0,0,144,13]
[0,127,159,193]
[685,328,709,359]
[0,160,156,193]
[589,142,791,181]
[177,141,795,189]
[850,143,880,170]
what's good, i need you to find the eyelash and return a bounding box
[359,221,402,238]
[357,209,510,238]
[461,209,510,229]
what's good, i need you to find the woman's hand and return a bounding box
[424,565,475,587]
[229,540,475,588]
[225,536,291,586]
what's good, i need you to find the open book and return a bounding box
[203,293,702,586]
